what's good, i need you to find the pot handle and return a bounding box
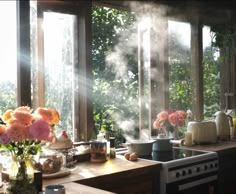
[227,115,233,127]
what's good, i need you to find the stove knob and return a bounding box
[182,170,186,176]
[210,163,214,168]
[176,172,180,178]
[204,165,208,170]
[196,167,200,172]
[188,169,192,174]
[214,163,218,168]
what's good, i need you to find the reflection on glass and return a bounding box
[36,12,76,138]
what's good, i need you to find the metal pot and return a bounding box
[124,140,156,156]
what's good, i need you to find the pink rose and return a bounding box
[6,123,27,142]
[0,132,11,145]
[34,108,53,124]
[29,119,52,141]
[176,110,187,120]
[153,120,161,128]
[157,111,169,122]
[168,112,178,126]
[13,110,33,125]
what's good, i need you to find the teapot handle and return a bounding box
[227,115,233,127]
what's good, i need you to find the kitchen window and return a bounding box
[31,10,76,138]
[0,1,222,143]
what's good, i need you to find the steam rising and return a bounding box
[104,2,169,140]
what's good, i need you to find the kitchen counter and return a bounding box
[60,182,115,194]
[183,139,236,153]
[43,155,161,194]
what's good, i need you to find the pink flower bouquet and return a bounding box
[153,110,187,138]
[0,106,60,156]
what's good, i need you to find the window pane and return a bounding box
[0,1,17,113]
[203,26,220,118]
[92,6,138,146]
[168,20,192,111]
[33,12,76,137]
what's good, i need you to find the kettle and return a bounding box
[215,111,232,141]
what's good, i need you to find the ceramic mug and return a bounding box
[45,184,65,194]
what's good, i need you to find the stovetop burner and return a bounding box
[140,147,207,162]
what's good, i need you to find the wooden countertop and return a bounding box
[43,155,161,193]
[183,139,236,153]
[61,182,114,194]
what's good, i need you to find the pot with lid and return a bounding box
[215,111,232,141]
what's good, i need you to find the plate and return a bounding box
[42,168,71,179]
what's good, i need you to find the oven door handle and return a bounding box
[178,175,217,191]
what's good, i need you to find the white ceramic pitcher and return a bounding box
[215,111,231,141]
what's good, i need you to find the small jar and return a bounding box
[90,140,107,162]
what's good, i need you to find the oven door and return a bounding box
[166,174,218,194]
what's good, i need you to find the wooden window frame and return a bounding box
[18,0,93,141]
[18,0,226,141]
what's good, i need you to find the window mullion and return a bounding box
[16,0,31,107]
[191,21,203,120]
[75,1,93,141]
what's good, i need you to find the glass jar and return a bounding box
[90,140,107,162]
[34,148,65,174]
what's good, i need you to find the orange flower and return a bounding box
[0,124,6,134]
[34,107,53,124]
[2,109,13,123]
[15,106,31,113]
[50,109,60,125]
[13,110,33,125]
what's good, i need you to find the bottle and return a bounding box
[109,137,116,159]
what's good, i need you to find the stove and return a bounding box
[141,147,219,194]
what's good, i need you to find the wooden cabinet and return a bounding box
[77,163,160,194]
[217,148,236,194]
[184,140,236,194]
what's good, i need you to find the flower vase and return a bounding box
[169,127,179,140]
[8,154,36,194]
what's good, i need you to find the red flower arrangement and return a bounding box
[153,110,187,137]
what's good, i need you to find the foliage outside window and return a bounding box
[0,1,17,113]
[92,6,138,147]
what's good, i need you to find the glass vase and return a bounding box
[169,127,179,140]
[9,154,34,182]
[8,154,36,194]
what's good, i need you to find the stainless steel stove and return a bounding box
[141,147,219,194]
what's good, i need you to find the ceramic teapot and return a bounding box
[215,111,232,140]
